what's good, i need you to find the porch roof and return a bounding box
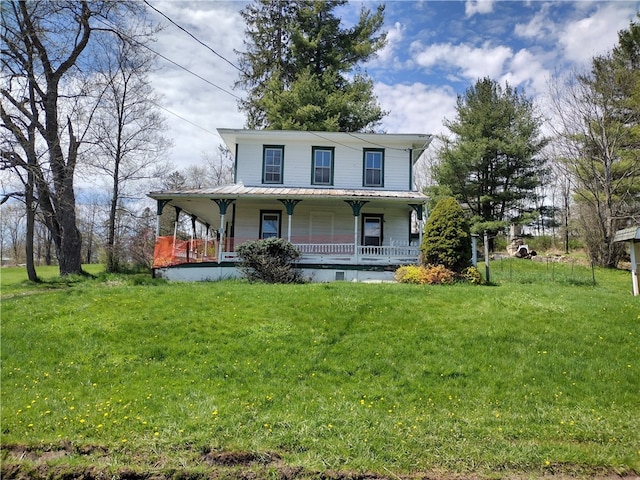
[613,226,640,242]
[149,184,428,202]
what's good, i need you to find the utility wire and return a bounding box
[308,132,361,152]
[347,132,417,152]
[93,17,241,101]
[143,0,243,73]
[151,100,222,138]
[146,43,241,100]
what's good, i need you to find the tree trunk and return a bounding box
[105,146,121,273]
[25,167,39,282]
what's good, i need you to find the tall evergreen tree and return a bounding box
[235,0,386,132]
[432,78,548,234]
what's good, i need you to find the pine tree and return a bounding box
[420,197,471,272]
[235,0,386,132]
[432,78,548,234]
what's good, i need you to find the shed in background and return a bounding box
[614,226,640,296]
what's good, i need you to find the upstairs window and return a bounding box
[263,146,284,184]
[312,147,334,185]
[363,149,384,187]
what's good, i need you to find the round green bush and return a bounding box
[420,197,472,272]
[236,238,304,284]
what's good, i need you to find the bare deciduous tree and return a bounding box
[549,23,640,267]
[1,1,155,277]
[84,23,171,273]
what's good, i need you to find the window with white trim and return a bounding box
[363,149,384,187]
[312,147,334,185]
[263,146,284,184]
[260,211,281,239]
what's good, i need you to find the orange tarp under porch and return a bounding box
[153,236,218,268]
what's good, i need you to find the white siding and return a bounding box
[235,137,413,191]
[229,199,412,246]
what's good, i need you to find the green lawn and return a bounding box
[1,262,639,478]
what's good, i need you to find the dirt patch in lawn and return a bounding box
[1,443,637,480]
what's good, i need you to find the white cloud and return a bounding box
[514,3,555,39]
[465,0,495,17]
[377,21,405,64]
[147,1,247,168]
[500,49,551,97]
[559,2,637,66]
[375,82,457,135]
[412,41,513,81]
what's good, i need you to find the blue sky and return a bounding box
[147,1,638,168]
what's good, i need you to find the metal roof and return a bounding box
[613,226,640,242]
[149,184,428,201]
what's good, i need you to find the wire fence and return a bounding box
[484,256,596,286]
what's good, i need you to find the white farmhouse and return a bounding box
[148,129,432,282]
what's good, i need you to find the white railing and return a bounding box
[296,243,355,255]
[359,245,419,257]
[162,241,420,266]
[222,244,419,265]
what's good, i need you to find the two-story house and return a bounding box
[148,129,432,281]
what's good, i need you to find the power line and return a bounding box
[145,43,241,100]
[308,132,361,152]
[151,100,222,138]
[346,132,411,151]
[93,17,241,101]
[143,0,243,73]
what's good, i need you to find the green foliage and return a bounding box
[261,69,384,132]
[434,77,548,226]
[557,18,640,267]
[236,237,304,284]
[421,197,472,272]
[461,265,483,284]
[394,264,456,285]
[236,0,387,131]
[1,265,637,477]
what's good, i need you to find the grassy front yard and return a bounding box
[1,263,638,478]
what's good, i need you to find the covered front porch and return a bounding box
[148,185,427,280]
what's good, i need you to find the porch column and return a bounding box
[172,207,182,258]
[189,215,197,261]
[345,200,368,265]
[155,199,172,237]
[409,203,425,246]
[278,199,302,242]
[204,223,210,257]
[212,199,235,264]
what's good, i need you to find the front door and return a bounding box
[362,215,383,246]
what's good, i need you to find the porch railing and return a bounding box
[153,236,420,268]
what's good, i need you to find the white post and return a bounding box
[218,213,225,264]
[484,230,490,283]
[172,220,178,257]
[631,241,639,296]
[471,234,478,267]
[287,214,292,242]
[354,215,359,264]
